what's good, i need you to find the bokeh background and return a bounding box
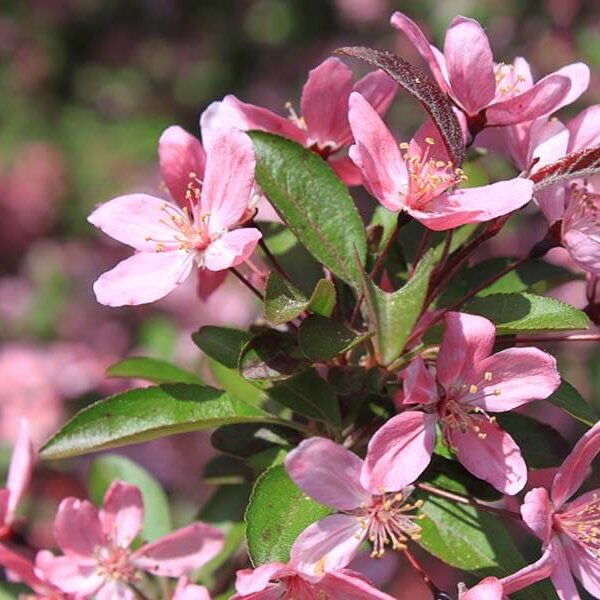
[1,0,600,595]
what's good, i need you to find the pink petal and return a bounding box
[409,118,450,162]
[501,545,556,595]
[552,420,600,509]
[234,563,290,595]
[461,577,504,600]
[552,63,591,114]
[99,481,143,549]
[399,356,438,406]
[318,569,396,600]
[202,129,256,233]
[301,58,354,149]
[96,581,136,600]
[88,194,184,252]
[196,267,228,300]
[437,312,496,389]
[93,250,194,307]
[564,222,600,276]
[290,514,364,575]
[203,228,262,272]
[284,438,370,511]
[6,419,34,522]
[132,522,224,577]
[360,411,436,494]
[0,489,9,528]
[328,155,362,186]
[35,551,103,596]
[158,125,206,206]
[521,487,553,544]
[348,92,407,212]
[568,105,600,152]
[173,577,211,600]
[409,177,534,231]
[230,585,283,600]
[548,538,580,600]
[465,347,560,412]
[561,533,600,598]
[0,547,48,594]
[443,16,496,114]
[390,12,450,94]
[448,417,527,495]
[353,70,397,117]
[53,498,104,560]
[529,118,570,173]
[486,74,572,126]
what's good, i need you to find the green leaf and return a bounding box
[211,423,297,458]
[368,205,398,254]
[360,249,435,365]
[106,356,202,385]
[240,330,309,382]
[267,369,341,428]
[245,464,332,565]
[464,292,589,334]
[297,315,371,362]
[250,131,367,289]
[548,380,598,427]
[41,384,288,459]
[203,455,253,485]
[208,358,267,410]
[265,274,336,325]
[87,454,172,541]
[192,326,250,369]
[495,413,569,468]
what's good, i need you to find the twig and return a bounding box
[497,333,600,345]
[254,223,292,281]
[404,547,436,593]
[229,267,264,301]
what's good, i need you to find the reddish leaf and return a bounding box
[337,46,465,166]
[529,145,600,190]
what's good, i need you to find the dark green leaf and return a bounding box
[548,380,598,427]
[211,423,297,458]
[360,249,435,364]
[307,279,336,318]
[106,356,202,385]
[250,131,367,290]
[298,315,371,362]
[465,293,589,334]
[208,359,267,410]
[245,465,332,565]
[41,384,287,459]
[240,330,309,382]
[193,326,250,369]
[88,454,172,541]
[203,455,253,485]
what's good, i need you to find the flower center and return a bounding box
[95,545,137,583]
[563,183,600,233]
[494,63,526,99]
[353,487,424,558]
[555,493,600,558]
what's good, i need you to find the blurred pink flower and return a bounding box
[391,12,588,128]
[231,561,396,599]
[347,92,534,230]
[363,312,560,495]
[201,57,397,186]
[0,546,62,599]
[36,481,224,598]
[285,438,423,574]
[173,576,211,600]
[89,129,261,306]
[459,577,504,599]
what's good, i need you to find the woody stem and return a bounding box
[404,547,437,593]
[229,267,264,301]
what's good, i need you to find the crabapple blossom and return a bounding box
[200,57,397,185]
[284,438,423,574]
[88,128,261,306]
[347,92,534,230]
[35,481,224,598]
[362,312,560,495]
[390,12,589,129]
[231,561,397,599]
[172,576,211,600]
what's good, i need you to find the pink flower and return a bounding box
[200,57,397,185]
[390,12,589,128]
[459,577,504,599]
[520,419,600,598]
[0,419,34,537]
[284,438,423,574]
[347,92,534,230]
[173,576,211,600]
[362,312,560,495]
[231,561,397,599]
[35,481,224,598]
[88,128,261,306]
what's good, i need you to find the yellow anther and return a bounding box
[469,384,478,394]
[425,137,435,145]
[494,389,502,396]
[484,371,493,381]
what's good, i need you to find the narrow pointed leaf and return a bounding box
[548,380,598,427]
[193,326,250,369]
[106,356,202,385]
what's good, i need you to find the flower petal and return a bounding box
[0,546,48,594]
[173,577,212,600]
[88,194,183,252]
[53,498,104,559]
[500,545,555,595]
[196,267,228,300]
[443,16,496,114]
[329,155,362,187]
[290,514,364,575]
[348,92,407,212]
[568,105,600,152]
[35,551,103,596]
[548,538,580,600]
[203,228,262,272]
[552,420,600,509]
[466,347,560,412]
[318,569,396,600]
[132,522,224,577]
[564,223,600,276]
[285,438,370,510]
[99,481,143,549]
[234,563,290,595]
[203,129,256,232]
[437,312,496,389]
[461,577,504,600]
[353,70,397,117]
[521,487,553,544]
[561,533,600,598]
[448,417,527,495]
[552,62,591,114]
[400,356,438,406]
[6,419,34,522]
[158,125,206,207]
[93,251,194,307]
[96,581,136,600]
[360,411,436,494]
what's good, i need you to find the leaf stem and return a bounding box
[496,333,600,345]
[404,547,437,593]
[253,221,293,281]
[230,267,264,301]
